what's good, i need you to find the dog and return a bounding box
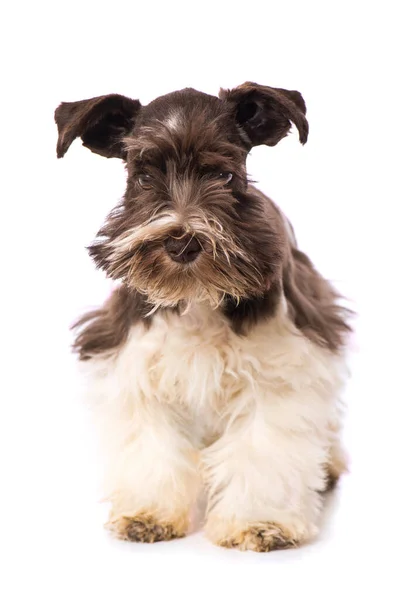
[55,82,351,552]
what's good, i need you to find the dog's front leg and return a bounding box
[203,391,331,552]
[99,397,199,543]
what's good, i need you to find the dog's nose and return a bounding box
[164,234,202,263]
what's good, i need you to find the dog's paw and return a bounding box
[206,517,316,552]
[219,523,297,552]
[107,514,187,543]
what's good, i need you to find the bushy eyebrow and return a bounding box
[130,147,167,174]
[128,144,241,177]
[124,121,247,181]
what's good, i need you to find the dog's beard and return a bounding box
[125,249,229,311]
[102,213,264,311]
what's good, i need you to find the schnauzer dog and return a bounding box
[55,82,351,552]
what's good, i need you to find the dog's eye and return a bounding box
[138,174,153,189]
[217,172,233,185]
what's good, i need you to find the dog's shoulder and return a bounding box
[232,185,352,351]
[283,244,352,352]
[72,285,152,360]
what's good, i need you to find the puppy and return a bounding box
[55,82,351,552]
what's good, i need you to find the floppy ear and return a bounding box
[219,82,308,148]
[54,94,142,159]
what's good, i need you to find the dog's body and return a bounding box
[55,83,351,551]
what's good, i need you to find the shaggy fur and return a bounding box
[55,82,351,552]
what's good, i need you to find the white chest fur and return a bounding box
[84,301,346,444]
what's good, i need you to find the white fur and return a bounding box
[164,111,182,132]
[82,298,347,539]
[109,209,248,267]
[109,212,180,257]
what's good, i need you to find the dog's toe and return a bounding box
[206,516,316,553]
[219,523,298,552]
[107,514,186,543]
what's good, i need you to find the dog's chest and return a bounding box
[108,300,332,443]
[123,304,272,415]
[91,300,340,446]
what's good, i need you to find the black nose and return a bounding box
[164,234,202,263]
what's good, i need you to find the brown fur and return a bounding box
[219,82,309,147]
[55,94,141,159]
[214,522,297,552]
[72,286,151,360]
[324,472,340,492]
[55,83,351,360]
[284,247,351,351]
[107,514,186,543]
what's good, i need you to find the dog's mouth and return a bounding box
[117,240,262,311]
[95,218,265,309]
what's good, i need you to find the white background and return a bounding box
[2,1,399,598]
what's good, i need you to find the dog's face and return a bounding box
[55,83,308,309]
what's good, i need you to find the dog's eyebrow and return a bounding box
[124,135,158,155]
[127,144,167,170]
[124,125,246,177]
[198,152,240,173]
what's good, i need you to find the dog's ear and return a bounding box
[54,94,142,159]
[219,82,308,148]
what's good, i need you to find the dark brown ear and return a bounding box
[219,82,308,148]
[54,94,142,159]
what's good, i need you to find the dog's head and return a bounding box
[55,83,308,309]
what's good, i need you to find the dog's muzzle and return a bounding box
[164,234,202,264]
